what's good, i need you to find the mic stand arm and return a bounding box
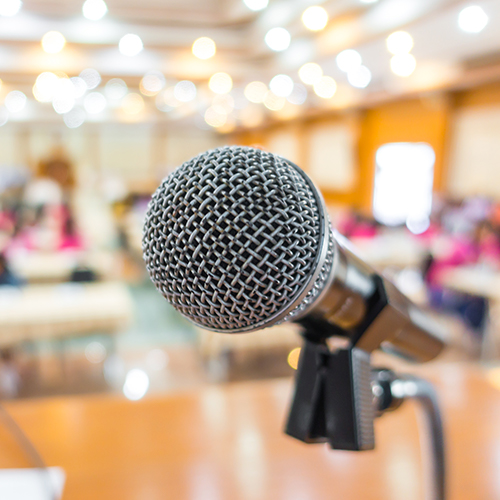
[285,341,445,500]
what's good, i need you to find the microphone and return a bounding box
[143,145,444,362]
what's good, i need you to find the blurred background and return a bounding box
[0,0,499,403]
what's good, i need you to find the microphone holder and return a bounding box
[285,340,445,500]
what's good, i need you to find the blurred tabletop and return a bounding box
[0,282,134,346]
[1,362,500,500]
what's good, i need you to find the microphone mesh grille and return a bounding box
[142,146,323,331]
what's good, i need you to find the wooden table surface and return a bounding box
[1,363,500,500]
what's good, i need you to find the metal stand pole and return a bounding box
[372,370,446,500]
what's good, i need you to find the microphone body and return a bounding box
[143,146,444,363]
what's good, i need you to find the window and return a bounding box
[372,142,435,233]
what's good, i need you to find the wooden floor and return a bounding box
[1,362,500,500]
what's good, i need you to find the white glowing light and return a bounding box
[41,31,66,54]
[192,37,216,60]
[244,81,267,103]
[82,0,107,20]
[0,108,8,127]
[390,54,416,77]
[119,34,143,56]
[0,0,22,16]
[302,6,328,31]
[205,107,227,128]
[156,87,181,112]
[347,65,372,88]
[55,78,77,100]
[121,93,144,115]
[269,74,294,97]
[70,77,87,98]
[313,76,337,98]
[373,142,435,226]
[85,341,107,363]
[63,107,86,128]
[243,0,268,11]
[79,68,101,89]
[123,369,149,401]
[140,71,166,96]
[84,92,106,114]
[386,31,414,55]
[5,91,26,113]
[105,78,128,100]
[209,72,232,94]
[298,62,323,85]
[336,49,362,72]
[265,27,291,52]
[263,91,286,111]
[287,83,307,105]
[458,5,488,33]
[174,80,197,102]
[33,72,59,102]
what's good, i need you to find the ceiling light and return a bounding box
[174,81,197,102]
[192,37,216,60]
[458,5,488,33]
[302,6,328,31]
[79,68,101,89]
[119,34,143,56]
[390,54,416,77]
[105,78,128,100]
[0,0,22,16]
[5,91,26,113]
[265,27,291,52]
[244,81,267,103]
[33,72,59,102]
[269,75,294,97]
[205,107,227,128]
[386,31,413,55]
[84,92,106,114]
[140,71,166,96]
[82,0,107,20]
[263,91,286,111]
[313,76,337,98]
[243,0,268,11]
[121,93,144,115]
[42,31,66,54]
[287,83,307,105]
[209,72,232,94]
[298,62,322,85]
[347,65,372,88]
[336,49,362,72]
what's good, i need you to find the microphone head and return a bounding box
[143,146,334,332]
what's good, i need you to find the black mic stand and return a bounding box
[285,339,445,500]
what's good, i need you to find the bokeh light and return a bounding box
[287,83,307,105]
[84,92,107,114]
[41,31,66,53]
[5,91,27,113]
[0,0,22,16]
[269,74,294,97]
[244,81,267,103]
[123,369,149,400]
[105,78,128,100]
[390,54,416,77]
[174,81,197,102]
[287,347,301,370]
[336,49,362,72]
[302,6,328,31]
[79,68,101,89]
[121,93,145,114]
[82,0,107,20]
[209,72,232,94]
[204,107,227,128]
[140,71,166,96]
[265,27,291,52]
[347,65,372,88]
[63,107,86,128]
[243,0,268,11]
[313,76,337,98]
[458,5,488,33]
[119,34,143,56]
[386,31,414,55]
[192,37,216,59]
[298,63,323,85]
[263,91,286,111]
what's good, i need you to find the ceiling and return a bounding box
[0,0,499,131]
